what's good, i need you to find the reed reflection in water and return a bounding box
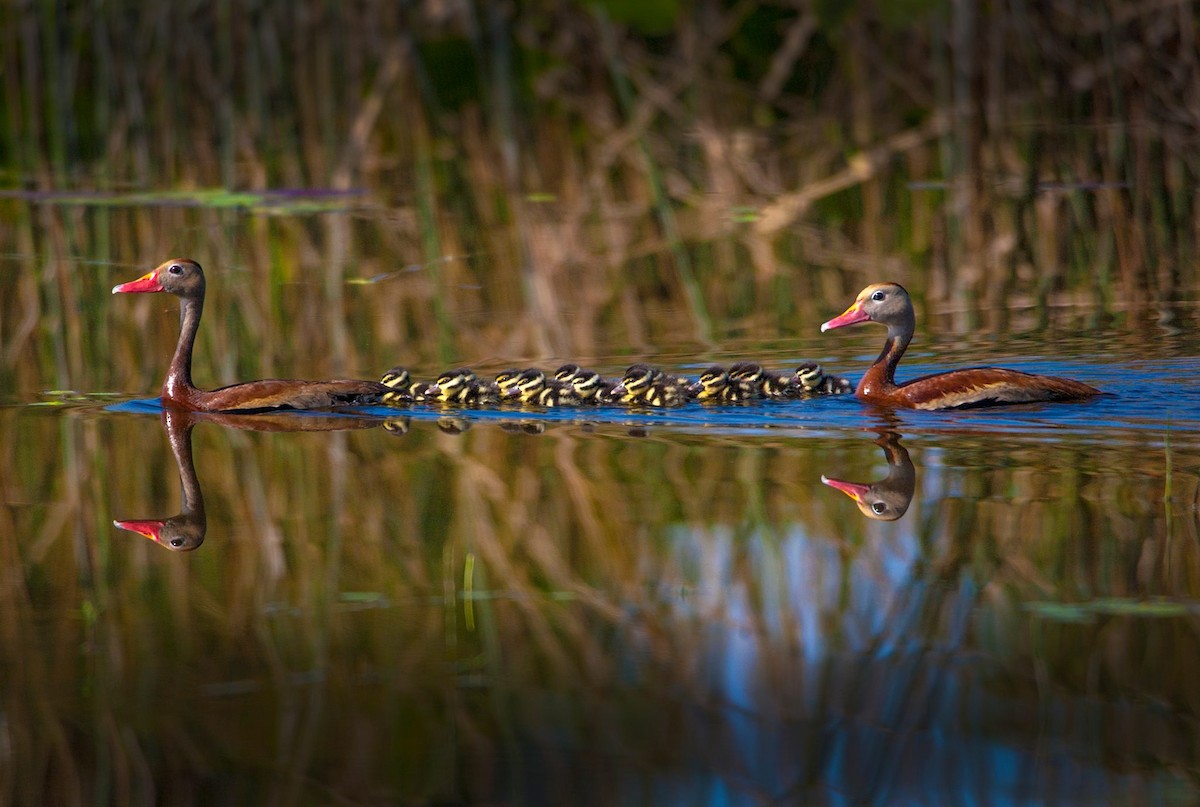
[2,399,1197,803]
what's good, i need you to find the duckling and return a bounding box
[380,366,424,403]
[555,363,617,403]
[611,363,659,404]
[425,368,499,405]
[728,361,791,397]
[493,368,526,398]
[613,364,689,407]
[502,368,546,404]
[689,365,759,402]
[790,362,854,396]
[506,368,581,407]
[424,368,474,403]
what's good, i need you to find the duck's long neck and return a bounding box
[861,310,915,394]
[164,295,202,399]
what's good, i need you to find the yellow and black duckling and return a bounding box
[610,363,658,404]
[554,363,618,404]
[688,365,760,402]
[493,368,527,399]
[789,362,854,396]
[380,366,426,403]
[612,363,690,407]
[501,368,544,404]
[424,368,499,405]
[504,368,582,407]
[728,361,792,397]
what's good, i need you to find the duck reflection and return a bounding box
[113,408,387,551]
[821,431,915,521]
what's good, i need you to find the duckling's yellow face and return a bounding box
[619,365,655,395]
[794,362,823,387]
[427,369,475,401]
[511,369,546,400]
[494,369,524,394]
[689,366,728,399]
[554,364,582,382]
[433,370,468,391]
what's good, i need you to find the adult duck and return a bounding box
[821,282,1100,410]
[113,259,389,412]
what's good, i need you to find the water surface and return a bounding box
[5,327,1199,804]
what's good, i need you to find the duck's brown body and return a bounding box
[114,259,388,413]
[822,283,1100,410]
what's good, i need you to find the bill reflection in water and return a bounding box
[821,431,915,522]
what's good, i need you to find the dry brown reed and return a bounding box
[0,2,1197,385]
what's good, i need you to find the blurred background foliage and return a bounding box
[1,0,1197,321]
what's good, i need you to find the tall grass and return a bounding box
[0,1,1195,334]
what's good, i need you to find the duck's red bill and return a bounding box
[820,304,870,332]
[112,270,164,294]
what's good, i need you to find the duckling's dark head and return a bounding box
[728,362,764,382]
[381,366,411,388]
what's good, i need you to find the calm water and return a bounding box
[0,190,1197,804]
[4,312,1200,803]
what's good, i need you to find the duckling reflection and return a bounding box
[820,432,915,521]
[114,407,382,551]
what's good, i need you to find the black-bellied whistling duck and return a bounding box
[821,283,1101,409]
[113,259,389,412]
[821,432,915,522]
